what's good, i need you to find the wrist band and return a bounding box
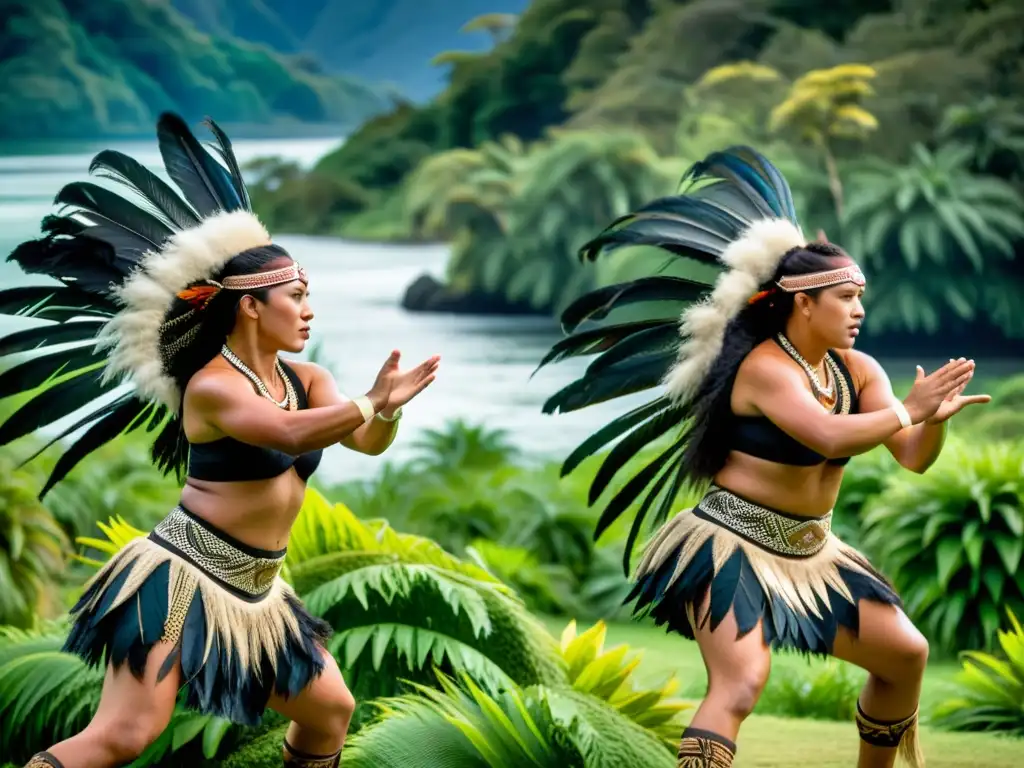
[353,395,376,424]
[891,401,913,429]
[376,406,403,423]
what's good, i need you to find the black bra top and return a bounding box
[187,360,323,483]
[727,346,860,467]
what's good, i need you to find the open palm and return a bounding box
[387,353,441,408]
[927,366,991,424]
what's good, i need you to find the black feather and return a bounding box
[593,436,685,541]
[0,369,117,447]
[156,112,243,216]
[17,395,127,468]
[582,324,680,378]
[38,396,150,498]
[534,319,672,371]
[560,396,672,477]
[7,232,124,295]
[89,149,201,230]
[543,354,669,415]
[588,404,686,504]
[0,287,115,321]
[203,118,252,211]
[55,181,174,254]
[0,321,104,357]
[621,450,686,574]
[559,276,711,334]
[151,415,188,478]
[580,216,734,265]
[0,344,105,400]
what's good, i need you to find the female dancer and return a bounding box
[538,147,989,768]
[3,113,439,768]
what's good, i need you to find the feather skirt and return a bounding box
[627,486,900,654]
[64,506,331,725]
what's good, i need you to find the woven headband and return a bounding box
[748,264,865,305]
[777,264,865,292]
[176,262,307,309]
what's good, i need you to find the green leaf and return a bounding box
[935,537,964,587]
[992,534,1024,574]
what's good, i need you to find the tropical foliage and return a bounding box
[861,439,1024,656]
[246,0,1024,348]
[0,454,67,628]
[933,608,1024,735]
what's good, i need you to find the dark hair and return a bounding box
[679,242,853,485]
[159,243,294,399]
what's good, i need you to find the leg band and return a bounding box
[283,739,342,768]
[23,754,65,768]
[855,702,925,768]
[677,727,736,768]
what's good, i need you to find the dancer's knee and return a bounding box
[707,668,769,721]
[86,715,167,763]
[874,627,929,687]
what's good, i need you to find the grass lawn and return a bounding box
[539,616,1024,766]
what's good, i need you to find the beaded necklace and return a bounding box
[776,333,850,414]
[221,344,297,411]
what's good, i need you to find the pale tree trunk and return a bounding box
[820,137,844,223]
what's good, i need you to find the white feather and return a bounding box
[99,210,272,411]
[663,218,805,403]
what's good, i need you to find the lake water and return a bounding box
[0,136,648,486]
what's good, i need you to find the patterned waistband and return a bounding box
[150,506,286,600]
[694,486,832,557]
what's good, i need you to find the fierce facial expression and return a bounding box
[802,279,866,350]
[244,278,314,353]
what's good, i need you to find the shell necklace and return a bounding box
[221,344,297,411]
[776,333,848,413]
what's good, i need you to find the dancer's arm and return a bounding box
[851,350,990,473]
[304,352,440,456]
[745,354,975,460]
[186,370,390,455]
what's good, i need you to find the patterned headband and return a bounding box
[175,262,307,309]
[776,264,865,292]
[747,264,865,305]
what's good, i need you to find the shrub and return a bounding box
[862,439,1024,654]
[932,608,1024,734]
[756,659,864,721]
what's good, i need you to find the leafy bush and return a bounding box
[862,439,1024,654]
[339,671,676,768]
[932,608,1024,734]
[0,453,68,627]
[558,620,691,746]
[756,660,863,722]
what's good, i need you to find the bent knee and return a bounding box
[892,630,930,678]
[708,670,769,720]
[88,716,168,762]
[321,685,357,738]
[871,627,929,685]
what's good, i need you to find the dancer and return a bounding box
[4,113,439,768]
[538,147,989,768]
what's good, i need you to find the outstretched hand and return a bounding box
[381,350,440,408]
[924,358,991,424]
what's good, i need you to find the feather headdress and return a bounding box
[537,146,808,570]
[0,112,276,496]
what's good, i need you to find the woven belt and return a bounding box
[150,506,285,599]
[694,486,832,557]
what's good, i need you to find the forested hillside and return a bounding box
[0,0,390,139]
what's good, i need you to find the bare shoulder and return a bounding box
[737,339,796,384]
[836,347,884,390]
[280,358,332,390]
[184,362,246,407]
